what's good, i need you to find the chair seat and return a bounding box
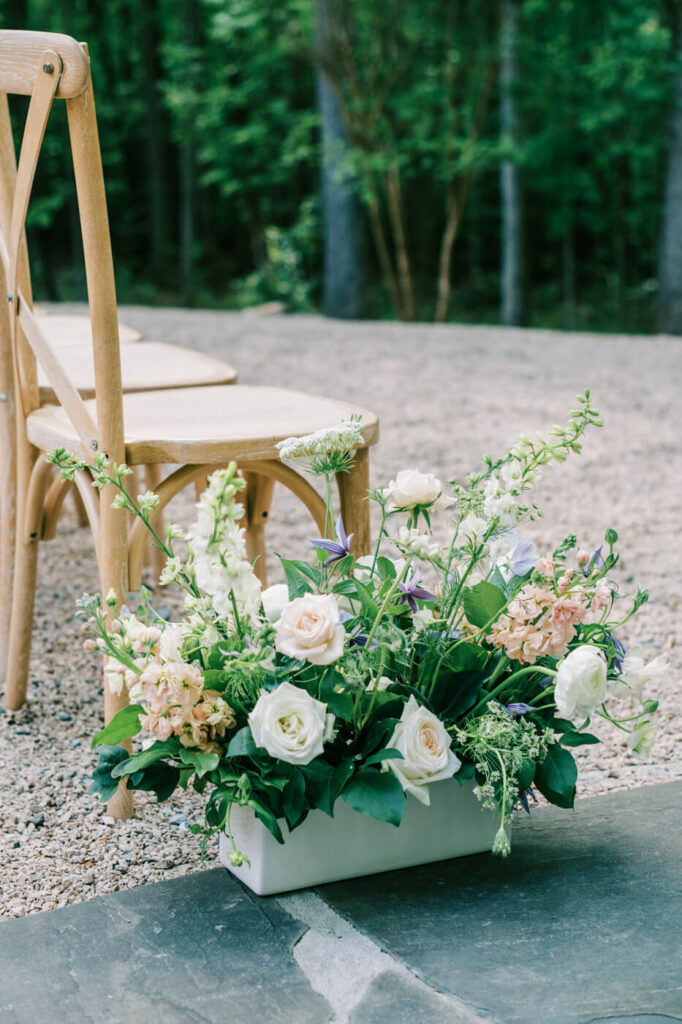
[35,312,142,345]
[38,341,238,401]
[26,384,380,465]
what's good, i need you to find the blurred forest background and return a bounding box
[3,0,682,332]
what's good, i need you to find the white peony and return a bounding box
[387,470,453,511]
[626,718,657,756]
[614,652,668,701]
[248,682,333,765]
[554,645,607,720]
[385,696,461,805]
[261,583,290,623]
[275,593,345,665]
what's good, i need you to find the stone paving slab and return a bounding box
[0,869,330,1024]
[319,782,682,1024]
[1,783,681,1023]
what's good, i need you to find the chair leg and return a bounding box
[242,471,275,587]
[194,471,211,501]
[337,447,371,555]
[0,443,17,687]
[71,485,90,527]
[3,451,44,711]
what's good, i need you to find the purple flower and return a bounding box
[349,631,378,650]
[509,536,538,576]
[506,702,536,717]
[518,787,538,815]
[609,634,627,673]
[582,545,604,576]
[311,517,354,566]
[397,575,437,614]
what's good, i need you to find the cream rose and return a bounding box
[275,593,345,665]
[387,469,452,511]
[385,696,461,805]
[261,583,290,623]
[248,682,333,764]
[554,645,607,720]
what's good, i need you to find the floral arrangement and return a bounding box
[49,390,665,863]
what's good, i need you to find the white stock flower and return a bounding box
[397,526,440,560]
[385,696,461,805]
[554,646,607,720]
[248,682,332,765]
[458,513,489,546]
[261,583,290,623]
[483,479,519,529]
[104,657,138,696]
[387,469,453,511]
[367,675,394,692]
[275,593,345,665]
[159,623,186,663]
[626,718,657,756]
[614,652,668,701]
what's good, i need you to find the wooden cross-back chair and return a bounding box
[0,30,379,818]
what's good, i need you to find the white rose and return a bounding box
[554,645,607,720]
[385,696,461,805]
[159,623,185,663]
[626,718,657,756]
[248,682,333,765]
[261,583,290,623]
[388,469,452,511]
[275,593,345,665]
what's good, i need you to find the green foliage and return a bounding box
[534,745,578,808]
[91,703,143,749]
[1,0,674,329]
[341,769,406,826]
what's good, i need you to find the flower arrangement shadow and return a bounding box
[48,391,665,868]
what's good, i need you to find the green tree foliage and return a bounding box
[0,0,676,330]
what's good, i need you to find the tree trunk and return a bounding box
[316,0,365,319]
[500,0,522,326]
[658,4,682,333]
[179,0,197,306]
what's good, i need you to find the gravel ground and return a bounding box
[1,307,681,919]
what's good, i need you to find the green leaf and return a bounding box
[111,740,179,778]
[279,557,319,599]
[227,726,259,757]
[178,750,220,777]
[282,771,306,829]
[535,745,577,809]
[248,797,284,843]
[202,669,231,691]
[353,578,379,620]
[362,747,403,768]
[559,731,600,747]
[132,763,180,801]
[91,704,143,749]
[89,745,130,802]
[341,770,406,826]
[461,581,507,628]
[376,556,397,581]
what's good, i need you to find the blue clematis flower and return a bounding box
[509,536,538,577]
[518,787,538,815]
[506,702,536,717]
[397,575,437,614]
[311,517,354,566]
[609,634,627,673]
[583,545,605,576]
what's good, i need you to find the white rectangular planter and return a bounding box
[219,778,500,896]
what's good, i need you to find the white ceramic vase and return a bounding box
[219,778,500,895]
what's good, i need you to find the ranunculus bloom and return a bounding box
[626,718,657,756]
[261,583,290,623]
[385,696,460,805]
[275,594,345,665]
[248,682,333,765]
[387,469,452,510]
[554,646,607,720]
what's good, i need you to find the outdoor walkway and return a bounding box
[1,782,680,1024]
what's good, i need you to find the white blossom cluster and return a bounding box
[186,468,262,631]
[276,418,364,475]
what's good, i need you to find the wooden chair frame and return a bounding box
[0,32,375,819]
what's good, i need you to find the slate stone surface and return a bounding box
[349,971,474,1024]
[319,781,682,1024]
[0,868,330,1024]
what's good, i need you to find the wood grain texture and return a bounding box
[25,384,380,465]
[37,340,237,400]
[0,31,88,99]
[36,312,142,346]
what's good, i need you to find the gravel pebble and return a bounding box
[2,307,681,919]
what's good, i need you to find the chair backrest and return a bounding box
[0,30,124,464]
